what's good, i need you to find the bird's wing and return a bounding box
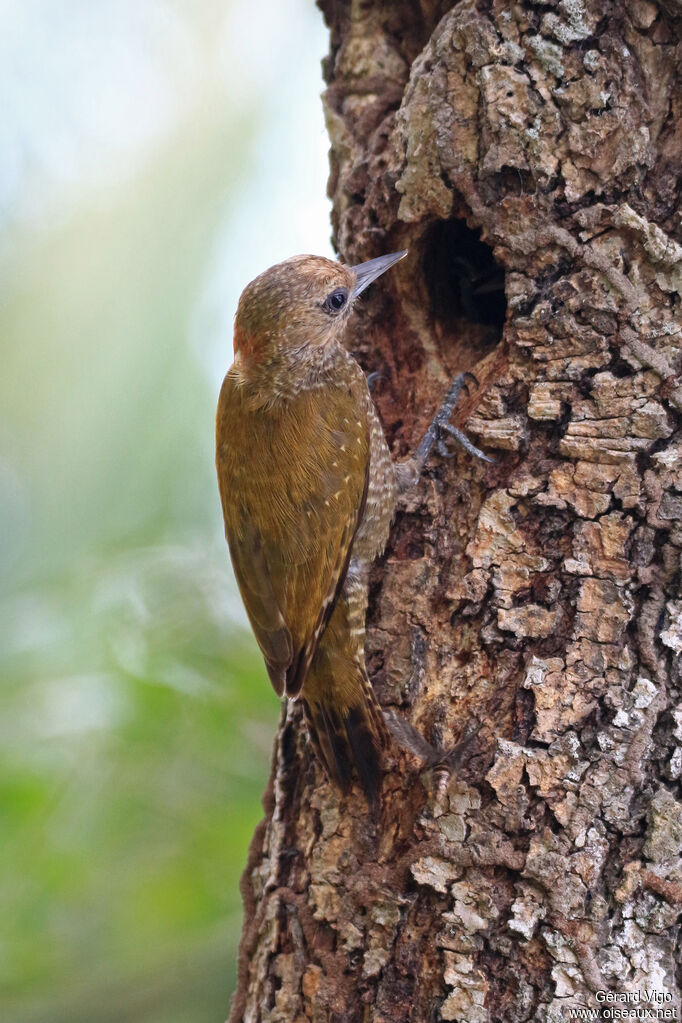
[216,373,370,698]
[283,453,369,698]
[225,517,293,696]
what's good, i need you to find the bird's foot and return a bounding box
[426,372,495,465]
[395,372,494,497]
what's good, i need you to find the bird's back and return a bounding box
[216,353,372,694]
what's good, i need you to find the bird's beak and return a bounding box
[350,249,408,298]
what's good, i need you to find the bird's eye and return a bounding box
[324,288,348,314]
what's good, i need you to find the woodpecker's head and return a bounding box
[232,251,407,368]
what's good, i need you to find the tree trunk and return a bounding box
[228,2,682,1020]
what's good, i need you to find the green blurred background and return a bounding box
[0,2,331,1020]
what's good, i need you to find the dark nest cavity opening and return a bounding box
[422,218,507,365]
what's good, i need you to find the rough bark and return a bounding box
[228,2,682,1020]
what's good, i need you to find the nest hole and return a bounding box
[422,218,506,366]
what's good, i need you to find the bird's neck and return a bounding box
[231,340,354,408]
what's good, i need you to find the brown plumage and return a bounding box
[216,252,407,803]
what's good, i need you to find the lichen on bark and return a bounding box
[228,2,682,1021]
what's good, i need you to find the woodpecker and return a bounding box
[216,251,490,804]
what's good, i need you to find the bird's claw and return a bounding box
[439,371,478,411]
[436,421,496,463]
[459,371,479,396]
[432,372,496,464]
[366,370,386,393]
[411,371,496,476]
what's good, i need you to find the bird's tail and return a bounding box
[301,613,389,806]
